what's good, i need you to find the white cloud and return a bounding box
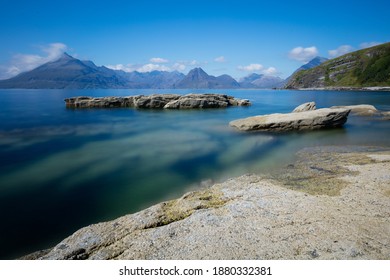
[0,42,67,79]
[189,60,199,66]
[359,42,382,49]
[106,63,171,73]
[172,63,186,71]
[105,64,136,72]
[237,63,264,72]
[137,63,171,72]
[107,59,209,74]
[328,45,354,58]
[262,67,278,75]
[214,56,226,63]
[150,57,169,63]
[288,46,318,63]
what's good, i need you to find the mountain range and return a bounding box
[0,52,335,89]
[285,42,390,89]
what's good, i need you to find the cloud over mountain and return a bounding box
[237,63,263,72]
[288,46,318,63]
[237,64,278,76]
[328,45,354,58]
[0,43,67,79]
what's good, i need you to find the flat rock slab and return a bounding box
[229,108,351,132]
[65,94,251,109]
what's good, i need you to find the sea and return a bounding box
[1,89,390,259]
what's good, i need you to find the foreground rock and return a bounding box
[65,94,251,109]
[230,108,350,132]
[25,147,390,260]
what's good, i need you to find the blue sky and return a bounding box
[0,0,389,79]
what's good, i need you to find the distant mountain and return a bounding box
[239,73,283,88]
[251,75,284,88]
[281,56,329,87]
[175,67,240,89]
[239,73,263,88]
[0,53,129,89]
[296,56,329,72]
[285,42,390,89]
[123,70,185,88]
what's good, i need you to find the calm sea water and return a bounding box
[1,89,390,259]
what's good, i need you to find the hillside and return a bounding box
[285,42,390,89]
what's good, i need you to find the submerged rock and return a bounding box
[65,94,251,109]
[292,101,316,113]
[229,108,350,132]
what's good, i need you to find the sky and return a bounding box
[0,0,389,80]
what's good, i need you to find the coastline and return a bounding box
[283,86,390,92]
[23,146,390,260]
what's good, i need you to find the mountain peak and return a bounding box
[175,67,239,89]
[188,67,207,75]
[58,52,74,61]
[239,73,263,83]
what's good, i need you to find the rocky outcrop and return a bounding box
[65,94,251,109]
[24,147,390,260]
[292,101,316,112]
[229,108,350,132]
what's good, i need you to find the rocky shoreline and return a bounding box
[23,146,390,260]
[65,93,251,109]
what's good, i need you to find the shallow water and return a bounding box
[0,89,389,259]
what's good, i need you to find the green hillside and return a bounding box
[285,42,390,89]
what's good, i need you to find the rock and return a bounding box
[164,93,240,109]
[330,104,379,116]
[65,94,251,109]
[229,108,351,132]
[381,111,390,120]
[28,148,390,260]
[133,94,181,109]
[64,96,134,108]
[292,102,316,113]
